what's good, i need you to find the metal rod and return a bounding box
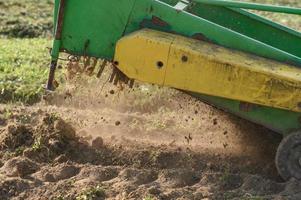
[46,0,66,91]
[54,0,66,40]
[46,61,58,90]
[193,0,301,15]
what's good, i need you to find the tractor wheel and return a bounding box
[276,131,301,181]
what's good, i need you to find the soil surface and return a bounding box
[0,79,300,200]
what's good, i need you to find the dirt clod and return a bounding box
[0,124,33,150]
[1,156,39,177]
[0,117,6,126]
[91,137,104,149]
[115,121,121,126]
[54,119,76,140]
[54,154,69,164]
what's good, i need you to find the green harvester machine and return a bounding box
[48,0,301,180]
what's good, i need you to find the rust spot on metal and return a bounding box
[191,33,213,43]
[239,102,257,112]
[285,60,301,68]
[151,16,169,27]
[55,0,66,40]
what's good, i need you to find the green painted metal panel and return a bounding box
[193,0,301,15]
[188,4,301,58]
[57,0,136,59]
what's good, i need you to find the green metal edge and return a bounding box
[189,93,301,135]
[188,3,301,58]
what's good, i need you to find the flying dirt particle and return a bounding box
[223,131,228,135]
[195,110,198,114]
[213,118,218,125]
[1,156,39,178]
[92,137,104,149]
[223,143,228,148]
[115,121,121,126]
[185,134,193,144]
[109,90,115,95]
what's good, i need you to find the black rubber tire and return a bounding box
[276,131,301,181]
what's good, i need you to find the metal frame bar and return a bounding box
[193,0,301,15]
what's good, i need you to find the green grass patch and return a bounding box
[0,38,51,104]
[0,0,53,38]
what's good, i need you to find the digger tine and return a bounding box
[113,70,120,86]
[92,57,98,68]
[129,79,135,88]
[109,67,117,83]
[97,60,107,78]
[86,57,98,75]
[83,56,91,70]
[124,77,129,84]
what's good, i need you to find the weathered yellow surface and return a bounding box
[114,29,301,112]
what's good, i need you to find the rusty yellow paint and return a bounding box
[114,29,301,112]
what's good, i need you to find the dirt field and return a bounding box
[1,0,301,200]
[0,80,300,200]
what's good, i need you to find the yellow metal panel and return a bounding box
[114,30,174,85]
[114,29,301,112]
